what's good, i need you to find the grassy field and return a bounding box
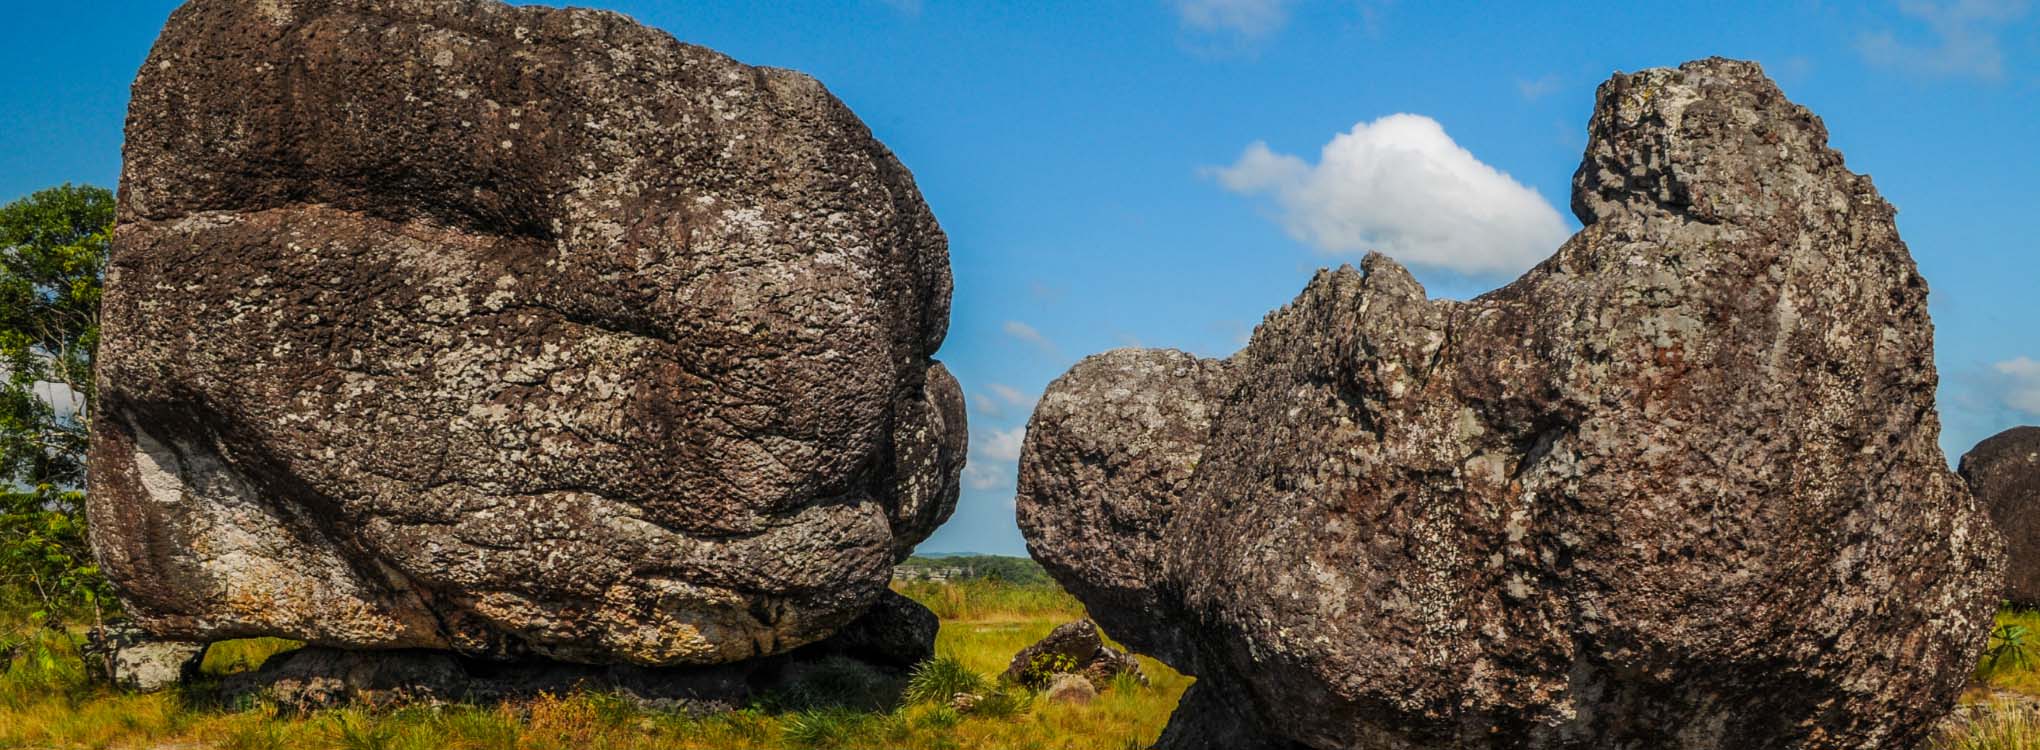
[5,581,2039,749]
[0,580,1188,750]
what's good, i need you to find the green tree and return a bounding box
[0,184,114,624]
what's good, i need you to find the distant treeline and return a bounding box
[894,554,1051,585]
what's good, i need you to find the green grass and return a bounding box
[1937,608,2040,748]
[12,591,2040,748]
[0,579,1188,749]
[893,578,1083,621]
[1934,699,2040,750]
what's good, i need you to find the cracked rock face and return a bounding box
[90,0,963,667]
[1018,58,2000,749]
[1962,427,2040,606]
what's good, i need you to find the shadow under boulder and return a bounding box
[221,591,938,714]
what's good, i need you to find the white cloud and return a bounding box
[1209,113,1571,277]
[1172,0,1292,39]
[1995,357,2040,416]
[986,383,1027,407]
[961,426,1028,492]
[1857,0,2029,79]
[1003,320,1054,353]
[971,382,1033,418]
[962,462,1008,491]
[977,426,1025,462]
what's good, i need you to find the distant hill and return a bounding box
[895,554,1050,585]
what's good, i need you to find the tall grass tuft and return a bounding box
[781,706,867,747]
[903,656,989,705]
[1935,701,2040,750]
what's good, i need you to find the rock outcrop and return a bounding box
[91,0,963,668]
[1018,58,2001,749]
[1962,427,2040,606]
[1001,619,1145,690]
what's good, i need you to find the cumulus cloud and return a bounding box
[978,426,1025,462]
[962,461,1006,491]
[961,426,1027,492]
[1995,356,2040,416]
[1857,0,2029,79]
[1172,0,1292,39]
[1210,113,1571,277]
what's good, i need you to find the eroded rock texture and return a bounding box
[1018,58,2001,749]
[1962,427,2040,606]
[1000,619,1146,690]
[90,0,963,667]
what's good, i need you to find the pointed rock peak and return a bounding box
[1571,57,1850,229]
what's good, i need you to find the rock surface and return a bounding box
[91,0,963,667]
[1017,58,2001,749]
[1043,673,1097,705]
[1000,619,1144,690]
[83,623,207,692]
[1962,426,2040,606]
[224,590,937,711]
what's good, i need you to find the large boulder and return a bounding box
[90,0,963,667]
[1017,58,2000,749]
[1962,426,2040,606]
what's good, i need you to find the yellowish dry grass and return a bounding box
[0,581,1187,749]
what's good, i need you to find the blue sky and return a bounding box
[5,1,2036,555]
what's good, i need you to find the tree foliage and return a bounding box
[0,184,114,624]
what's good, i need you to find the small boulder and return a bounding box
[1962,426,2040,606]
[1002,619,1146,690]
[84,623,206,692]
[1044,673,1097,705]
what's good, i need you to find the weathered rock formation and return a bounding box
[1001,619,1145,690]
[91,0,963,668]
[1962,427,2040,606]
[1018,58,2001,749]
